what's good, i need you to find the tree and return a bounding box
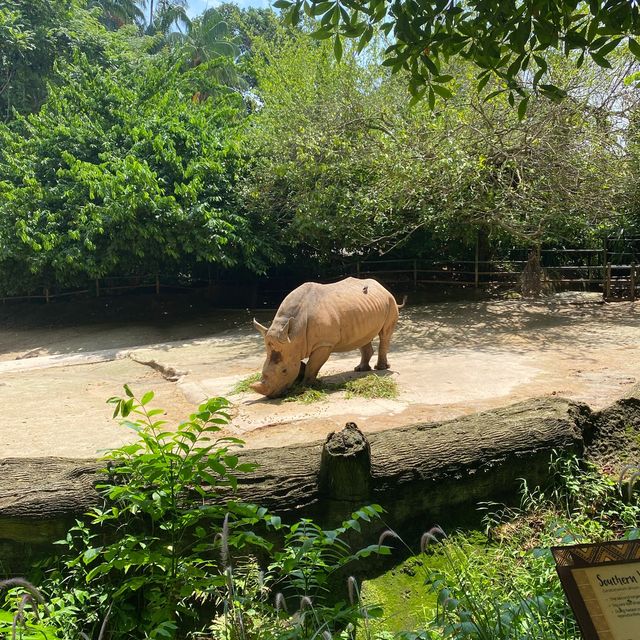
[0,43,273,295]
[0,1,133,120]
[216,2,282,56]
[242,31,634,270]
[0,0,78,119]
[143,0,190,36]
[171,8,239,67]
[87,0,145,30]
[277,0,640,106]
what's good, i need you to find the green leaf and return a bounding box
[591,52,612,68]
[311,27,334,40]
[596,36,623,57]
[141,391,154,406]
[539,84,568,102]
[533,54,548,73]
[477,73,491,92]
[422,55,439,76]
[82,546,102,564]
[517,96,529,121]
[334,35,343,62]
[483,88,505,102]
[356,26,373,53]
[310,1,334,13]
[432,74,454,83]
[432,84,453,100]
[630,38,640,60]
[224,455,238,468]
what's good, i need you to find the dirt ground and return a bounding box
[0,292,638,458]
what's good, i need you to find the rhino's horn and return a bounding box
[253,318,268,337]
[250,379,268,395]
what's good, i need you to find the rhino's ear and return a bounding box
[253,318,268,337]
[276,317,293,344]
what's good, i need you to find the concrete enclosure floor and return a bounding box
[0,293,638,458]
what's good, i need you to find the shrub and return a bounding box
[40,386,386,639]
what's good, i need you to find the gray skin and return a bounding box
[250,277,403,398]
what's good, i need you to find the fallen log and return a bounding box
[0,395,592,566]
[232,396,590,531]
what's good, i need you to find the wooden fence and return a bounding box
[0,274,190,304]
[2,242,640,304]
[341,246,639,301]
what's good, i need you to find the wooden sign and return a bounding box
[552,539,640,640]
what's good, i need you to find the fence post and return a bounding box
[413,259,418,289]
[356,261,360,277]
[474,232,480,290]
[604,263,611,301]
[155,274,160,295]
[44,288,50,304]
[631,264,636,302]
[95,279,100,297]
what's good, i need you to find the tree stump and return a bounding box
[318,422,371,502]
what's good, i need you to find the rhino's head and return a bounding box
[251,317,302,398]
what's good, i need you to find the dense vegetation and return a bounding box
[0,0,639,296]
[2,5,639,639]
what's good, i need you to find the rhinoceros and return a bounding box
[250,277,404,398]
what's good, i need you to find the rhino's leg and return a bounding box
[355,342,373,371]
[375,319,398,370]
[303,346,332,384]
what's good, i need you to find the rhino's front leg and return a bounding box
[355,342,373,371]
[303,346,333,384]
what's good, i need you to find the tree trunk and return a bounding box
[520,245,546,296]
[232,396,589,529]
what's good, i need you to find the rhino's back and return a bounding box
[280,278,397,353]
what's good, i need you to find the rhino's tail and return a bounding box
[397,294,408,309]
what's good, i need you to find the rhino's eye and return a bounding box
[282,368,288,374]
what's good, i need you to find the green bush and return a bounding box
[37,387,386,639]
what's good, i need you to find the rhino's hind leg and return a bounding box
[375,320,398,370]
[303,346,333,384]
[355,342,373,372]
[375,335,391,369]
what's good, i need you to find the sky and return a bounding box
[186,0,272,17]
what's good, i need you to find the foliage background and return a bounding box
[0,0,638,295]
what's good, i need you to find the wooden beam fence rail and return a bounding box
[0,252,635,304]
[0,274,211,304]
[354,258,610,290]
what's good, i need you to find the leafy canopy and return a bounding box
[245,30,633,263]
[0,44,266,294]
[277,0,640,105]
